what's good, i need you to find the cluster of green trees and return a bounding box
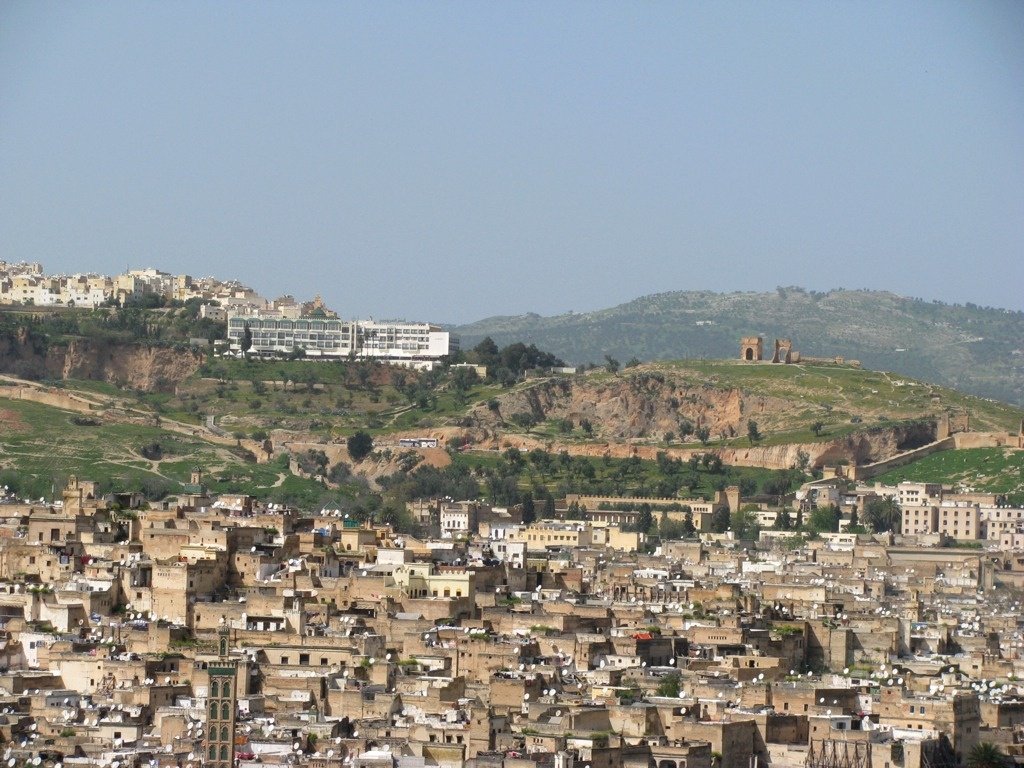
[0,299,226,353]
[618,492,904,542]
[765,494,902,537]
[456,337,566,386]
[473,448,809,506]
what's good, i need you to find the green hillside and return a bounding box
[874,448,1024,498]
[2,354,1022,510]
[452,288,1024,407]
[464,360,1024,452]
[0,395,360,508]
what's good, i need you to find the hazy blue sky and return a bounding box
[2,2,1022,323]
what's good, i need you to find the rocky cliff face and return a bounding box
[52,339,203,392]
[0,329,203,392]
[460,372,937,469]
[452,420,935,470]
[469,373,799,440]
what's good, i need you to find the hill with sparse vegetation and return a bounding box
[2,306,1023,518]
[452,288,1024,407]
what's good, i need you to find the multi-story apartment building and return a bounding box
[357,320,455,362]
[902,504,939,536]
[898,482,943,508]
[980,505,1024,541]
[225,311,457,368]
[227,314,357,357]
[938,502,981,541]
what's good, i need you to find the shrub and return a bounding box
[347,431,374,462]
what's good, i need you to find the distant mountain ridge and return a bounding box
[453,288,1024,407]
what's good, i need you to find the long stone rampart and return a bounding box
[952,431,1024,449]
[851,437,956,480]
[6,384,97,413]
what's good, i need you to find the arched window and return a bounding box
[210,702,218,720]
[222,680,230,697]
[221,726,229,741]
[220,746,229,760]
[222,702,230,719]
[210,681,219,697]
[209,746,217,761]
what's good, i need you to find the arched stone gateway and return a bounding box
[740,336,763,361]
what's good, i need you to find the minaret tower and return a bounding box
[204,622,238,767]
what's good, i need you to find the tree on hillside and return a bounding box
[473,337,500,364]
[636,503,654,534]
[774,508,793,531]
[566,501,587,521]
[681,508,696,537]
[702,454,723,473]
[795,450,811,473]
[529,448,553,476]
[656,672,681,697]
[807,504,841,533]
[696,426,711,445]
[503,447,524,469]
[521,496,536,524]
[967,743,1007,768]
[711,506,730,533]
[347,431,374,462]
[730,508,758,539]
[811,420,825,437]
[864,495,901,533]
[543,492,556,518]
[747,419,762,443]
[467,337,564,383]
[604,355,620,374]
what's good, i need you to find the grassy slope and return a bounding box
[483,361,1024,450]
[661,360,1023,435]
[4,355,1022,504]
[37,357,1024,453]
[0,395,359,507]
[873,448,1024,495]
[147,357,508,440]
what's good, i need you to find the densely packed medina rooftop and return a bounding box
[1,467,1024,768]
